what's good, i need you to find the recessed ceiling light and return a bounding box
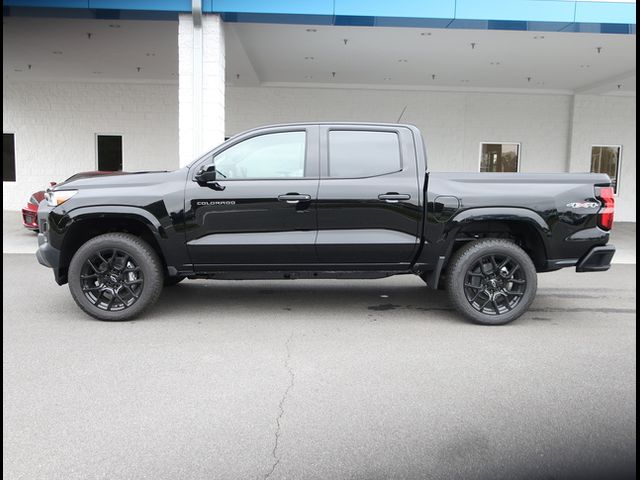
[306,28,317,32]
[52,51,63,55]
[109,24,121,28]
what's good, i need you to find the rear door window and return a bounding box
[327,131,401,178]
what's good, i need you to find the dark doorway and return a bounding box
[3,133,16,182]
[97,135,123,171]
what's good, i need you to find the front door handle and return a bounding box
[278,193,311,204]
[378,193,411,203]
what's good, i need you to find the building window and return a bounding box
[328,131,401,178]
[3,133,16,182]
[480,143,520,173]
[591,145,621,194]
[96,135,123,171]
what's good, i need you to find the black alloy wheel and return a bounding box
[68,233,163,321]
[463,254,526,315]
[80,248,144,311]
[446,239,537,325]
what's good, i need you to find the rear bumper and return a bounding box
[576,245,616,272]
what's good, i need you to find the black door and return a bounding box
[316,126,422,265]
[184,126,320,270]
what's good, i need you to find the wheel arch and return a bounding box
[57,207,168,284]
[449,208,550,270]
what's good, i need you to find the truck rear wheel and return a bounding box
[68,233,163,321]
[446,239,537,325]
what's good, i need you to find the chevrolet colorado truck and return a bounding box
[36,123,616,325]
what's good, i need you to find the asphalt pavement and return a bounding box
[2,251,636,480]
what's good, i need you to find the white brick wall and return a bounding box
[569,95,636,221]
[2,80,178,211]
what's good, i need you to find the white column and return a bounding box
[179,13,225,167]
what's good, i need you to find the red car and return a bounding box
[22,189,48,231]
[22,171,120,231]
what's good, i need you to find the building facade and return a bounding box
[3,1,637,220]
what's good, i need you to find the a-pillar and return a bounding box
[178,13,225,167]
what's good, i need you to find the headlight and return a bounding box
[45,189,78,207]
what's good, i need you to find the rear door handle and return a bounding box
[278,193,311,204]
[378,193,411,203]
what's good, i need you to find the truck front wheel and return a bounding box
[68,233,164,321]
[446,239,537,325]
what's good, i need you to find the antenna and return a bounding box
[396,105,408,123]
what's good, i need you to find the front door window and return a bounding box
[215,131,306,179]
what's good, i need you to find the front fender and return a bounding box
[61,205,167,240]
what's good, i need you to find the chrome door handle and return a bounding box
[278,193,311,204]
[378,193,411,203]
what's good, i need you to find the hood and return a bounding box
[64,170,128,182]
[54,170,173,190]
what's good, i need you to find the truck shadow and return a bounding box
[149,279,636,325]
[153,278,457,322]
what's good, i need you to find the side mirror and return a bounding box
[194,164,217,184]
[194,164,226,190]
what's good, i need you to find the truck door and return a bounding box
[316,126,422,265]
[184,126,320,270]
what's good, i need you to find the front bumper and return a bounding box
[22,207,39,230]
[36,235,66,285]
[35,202,67,285]
[576,245,616,272]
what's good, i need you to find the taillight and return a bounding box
[596,186,615,230]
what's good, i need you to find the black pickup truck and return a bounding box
[36,123,616,325]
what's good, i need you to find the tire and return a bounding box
[163,275,185,287]
[446,239,537,325]
[68,233,163,321]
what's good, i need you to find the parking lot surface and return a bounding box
[3,251,636,480]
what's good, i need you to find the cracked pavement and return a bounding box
[262,333,295,480]
[3,253,637,480]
